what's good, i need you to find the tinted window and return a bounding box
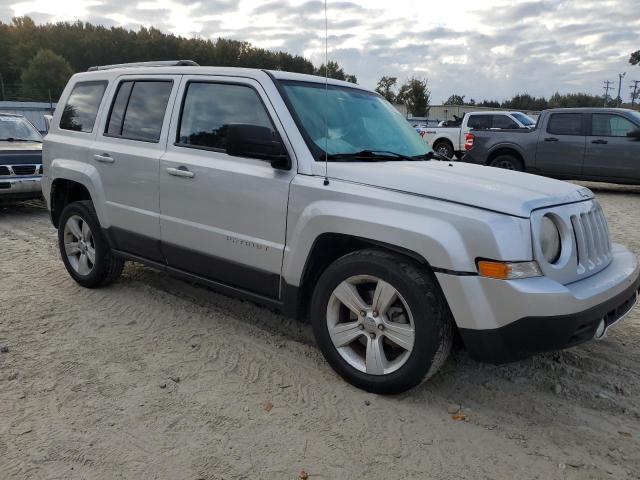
[547,113,583,135]
[591,114,636,137]
[467,115,492,129]
[492,115,519,129]
[60,82,107,133]
[177,82,273,150]
[120,81,172,142]
[106,81,133,135]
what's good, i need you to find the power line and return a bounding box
[603,80,613,106]
[631,80,640,106]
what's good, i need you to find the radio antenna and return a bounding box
[323,0,329,186]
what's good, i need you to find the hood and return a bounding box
[327,160,592,218]
[0,141,42,152]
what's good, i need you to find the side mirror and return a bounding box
[226,124,291,170]
[627,127,640,140]
[44,114,53,132]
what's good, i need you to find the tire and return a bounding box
[310,249,454,394]
[433,140,454,158]
[58,200,124,288]
[489,154,524,171]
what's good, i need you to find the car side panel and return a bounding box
[282,175,533,287]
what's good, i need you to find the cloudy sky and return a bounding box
[2,0,639,102]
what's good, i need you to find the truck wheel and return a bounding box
[490,155,523,171]
[310,249,453,394]
[58,200,124,288]
[433,140,454,158]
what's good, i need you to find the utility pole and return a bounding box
[631,80,640,106]
[603,80,613,107]
[617,72,626,106]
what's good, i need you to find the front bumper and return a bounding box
[436,243,640,363]
[0,176,43,201]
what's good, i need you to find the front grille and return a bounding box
[570,202,612,275]
[0,166,9,176]
[11,165,37,176]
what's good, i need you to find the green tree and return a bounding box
[630,50,640,65]
[397,77,430,117]
[444,94,465,105]
[314,60,357,83]
[375,76,398,103]
[21,49,73,100]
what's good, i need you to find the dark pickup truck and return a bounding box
[0,113,43,201]
[463,108,640,184]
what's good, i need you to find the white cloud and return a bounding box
[3,0,639,101]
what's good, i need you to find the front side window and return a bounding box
[492,115,519,129]
[177,82,273,151]
[105,80,173,142]
[60,81,107,133]
[0,116,42,142]
[280,81,430,158]
[591,114,637,137]
[547,113,583,136]
[511,112,536,126]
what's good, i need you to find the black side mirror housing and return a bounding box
[226,124,291,170]
[627,127,640,140]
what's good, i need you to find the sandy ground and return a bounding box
[1,182,640,480]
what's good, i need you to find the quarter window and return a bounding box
[60,81,107,133]
[177,82,273,151]
[105,80,173,142]
[591,114,636,137]
[547,113,583,135]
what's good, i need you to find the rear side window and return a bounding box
[492,115,519,129]
[176,82,273,151]
[60,81,107,133]
[547,113,583,135]
[105,80,173,142]
[467,115,492,129]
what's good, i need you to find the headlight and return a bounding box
[540,215,561,264]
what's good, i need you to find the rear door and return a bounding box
[534,112,586,176]
[90,75,180,261]
[583,112,640,182]
[158,76,296,299]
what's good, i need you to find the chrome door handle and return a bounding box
[166,166,194,178]
[591,139,608,144]
[94,153,114,163]
[544,137,559,142]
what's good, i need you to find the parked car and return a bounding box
[423,111,536,158]
[0,113,43,202]
[463,108,640,184]
[42,61,639,394]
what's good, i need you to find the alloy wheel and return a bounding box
[63,215,96,276]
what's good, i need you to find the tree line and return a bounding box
[0,17,356,102]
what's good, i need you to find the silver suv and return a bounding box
[42,61,640,393]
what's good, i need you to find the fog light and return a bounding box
[594,319,606,339]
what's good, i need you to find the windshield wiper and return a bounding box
[325,150,422,162]
[425,151,453,162]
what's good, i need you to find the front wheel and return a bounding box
[310,249,453,394]
[58,200,124,288]
[433,140,454,158]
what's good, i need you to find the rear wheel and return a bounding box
[310,249,453,394]
[433,140,454,158]
[490,154,524,171]
[58,201,124,288]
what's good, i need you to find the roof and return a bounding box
[543,107,636,113]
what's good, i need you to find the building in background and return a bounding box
[0,101,56,133]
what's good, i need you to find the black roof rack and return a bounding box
[87,60,199,71]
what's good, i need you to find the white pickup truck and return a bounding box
[422,111,536,158]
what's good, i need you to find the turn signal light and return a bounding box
[464,133,474,151]
[477,260,542,280]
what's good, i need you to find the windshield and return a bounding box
[280,81,431,159]
[628,110,640,126]
[0,116,42,142]
[511,112,536,126]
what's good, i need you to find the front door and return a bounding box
[583,112,640,182]
[159,76,296,299]
[535,112,586,176]
[90,76,180,261]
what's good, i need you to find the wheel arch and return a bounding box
[486,146,525,167]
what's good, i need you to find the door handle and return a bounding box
[166,166,195,178]
[94,153,114,163]
[591,139,608,144]
[544,137,559,142]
